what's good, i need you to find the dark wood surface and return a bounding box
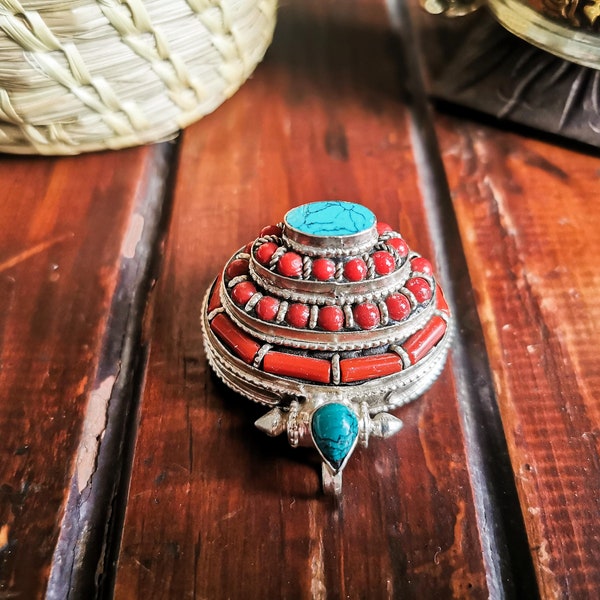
[434,117,600,598]
[0,0,599,598]
[113,1,490,598]
[0,146,169,598]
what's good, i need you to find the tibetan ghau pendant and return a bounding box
[201,201,453,494]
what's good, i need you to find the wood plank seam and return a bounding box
[387,0,539,597]
[44,142,176,600]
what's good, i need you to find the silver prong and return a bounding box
[322,462,343,495]
[254,408,286,437]
[370,412,403,439]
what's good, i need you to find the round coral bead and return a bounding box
[410,257,433,275]
[277,252,303,278]
[353,302,380,329]
[318,306,344,331]
[231,281,257,305]
[226,258,249,279]
[286,303,310,328]
[260,224,282,237]
[373,251,395,275]
[386,293,411,321]
[344,258,367,281]
[405,277,432,303]
[387,237,409,257]
[255,242,278,265]
[256,296,280,321]
[312,258,336,281]
[376,222,393,235]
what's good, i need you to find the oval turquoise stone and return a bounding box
[285,201,376,237]
[311,403,359,470]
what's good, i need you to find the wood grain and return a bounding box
[113,1,491,598]
[0,145,168,598]
[435,117,600,597]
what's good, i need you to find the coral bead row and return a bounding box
[208,307,449,385]
[224,253,434,332]
[252,235,409,282]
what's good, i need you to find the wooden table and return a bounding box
[2,0,599,598]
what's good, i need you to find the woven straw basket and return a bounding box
[0,0,277,155]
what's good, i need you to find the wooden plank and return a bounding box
[434,116,600,597]
[113,1,493,597]
[0,145,169,598]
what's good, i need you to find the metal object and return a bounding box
[415,6,600,147]
[421,0,600,70]
[201,201,453,494]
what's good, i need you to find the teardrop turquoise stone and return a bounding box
[311,403,359,471]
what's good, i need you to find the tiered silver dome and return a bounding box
[201,201,452,494]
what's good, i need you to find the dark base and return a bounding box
[416,8,600,148]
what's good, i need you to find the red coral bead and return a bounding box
[263,351,331,384]
[277,252,303,277]
[256,296,279,321]
[312,258,336,281]
[344,258,367,281]
[231,281,257,305]
[404,316,446,364]
[225,258,249,279]
[260,224,282,237]
[387,237,409,257]
[386,293,411,321]
[210,314,260,364]
[207,277,222,312]
[255,242,278,265]
[376,222,393,235]
[340,353,402,383]
[405,277,432,303]
[286,303,310,328]
[318,306,344,331]
[353,302,380,329]
[373,251,395,275]
[411,257,433,275]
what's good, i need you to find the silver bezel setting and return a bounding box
[201,202,453,495]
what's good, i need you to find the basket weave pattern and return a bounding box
[0,0,277,154]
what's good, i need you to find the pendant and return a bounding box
[201,201,452,494]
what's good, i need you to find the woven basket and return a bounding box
[0,0,277,155]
